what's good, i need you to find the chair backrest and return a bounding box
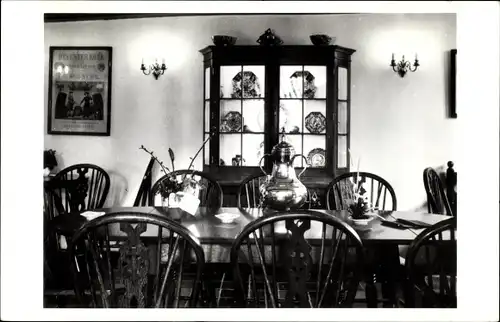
[326,172,397,211]
[133,157,155,207]
[404,217,456,308]
[230,210,364,308]
[150,170,223,209]
[52,163,110,214]
[423,167,454,216]
[69,211,205,308]
[237,173,268,208]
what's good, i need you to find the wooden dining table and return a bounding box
[49,206,453,263]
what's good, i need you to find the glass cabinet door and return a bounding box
[337,66,349,169]
[218,65,266,167]
[204,67,211,166]
[279,65,327,168]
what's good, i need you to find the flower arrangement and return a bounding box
[346,150,374,220]
[140,133,213,201]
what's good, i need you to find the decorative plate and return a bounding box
[290,71,317,98]
[220,111,242,132]
[305,111,326,133]
[231,71,262,98]
[307,148,326,167]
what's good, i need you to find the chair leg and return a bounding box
[380,245,400,307]
[201,275,216,308]
[365,274,378,308]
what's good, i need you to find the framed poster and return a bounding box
[47,46,112,135]
[449,49,457,118]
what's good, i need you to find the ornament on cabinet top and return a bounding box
[257,28,283,46]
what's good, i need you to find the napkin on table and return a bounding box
[81,211,106,221]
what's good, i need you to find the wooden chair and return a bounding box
[69,211,205,308]
[230,210,364,308]
[326,172,397,211]
[423,167,454,216]
[150,170,223,209]
[51,163,110,213]
[326,172,398,307]
[445,161,457,217]
[404,217,456,308]
[44,164,110,306]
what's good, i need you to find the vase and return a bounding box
[161,196,170,210]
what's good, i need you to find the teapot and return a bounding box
[258,135,308,210]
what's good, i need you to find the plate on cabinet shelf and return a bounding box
[220,111,242,132]
[307,148,326,167]
[290,70,317,99]
[231,71,262,98]
[305,111,326,133]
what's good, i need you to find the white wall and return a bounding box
[44,13,457,210]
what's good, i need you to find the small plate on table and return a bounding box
[215,212,240,224]
[81,211,106,221]
[349,215,374,226]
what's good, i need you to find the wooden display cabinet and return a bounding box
[200,45,355,207]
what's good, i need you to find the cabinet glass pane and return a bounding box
[220,100,241,133]
[304,100,326,134]
[242,99,264,133]
[304,135,326,168]
[280,65,303,99]
[242,66,264,98]
[242,134,265,166]
[220,134,241,166]
[338,101,348,134]
[283,134,303,167]
[279,100,302,133]
[338,67,348,100]
[204,133,210,165]
[304,66,326,99]
[204,101,210,132]
[220,66,241,99]
[205,67,210,100]
[338,135,347,168]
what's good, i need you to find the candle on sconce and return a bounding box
[142,58,144,65]
[162,58,165,65]
[415,53,418,60]
[392,53,395,60]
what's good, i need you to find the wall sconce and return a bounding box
[140,58,167,80]
[390,53,420,77]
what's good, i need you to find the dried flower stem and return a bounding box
[168,147,175,172]
[139,145,171,175]
[182,133,214,181]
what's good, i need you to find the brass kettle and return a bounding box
[258,135,309,210]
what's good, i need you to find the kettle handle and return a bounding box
[292,154,309,178]
[258,154,271,176]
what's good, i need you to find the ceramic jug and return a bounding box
[258,136,308,210]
